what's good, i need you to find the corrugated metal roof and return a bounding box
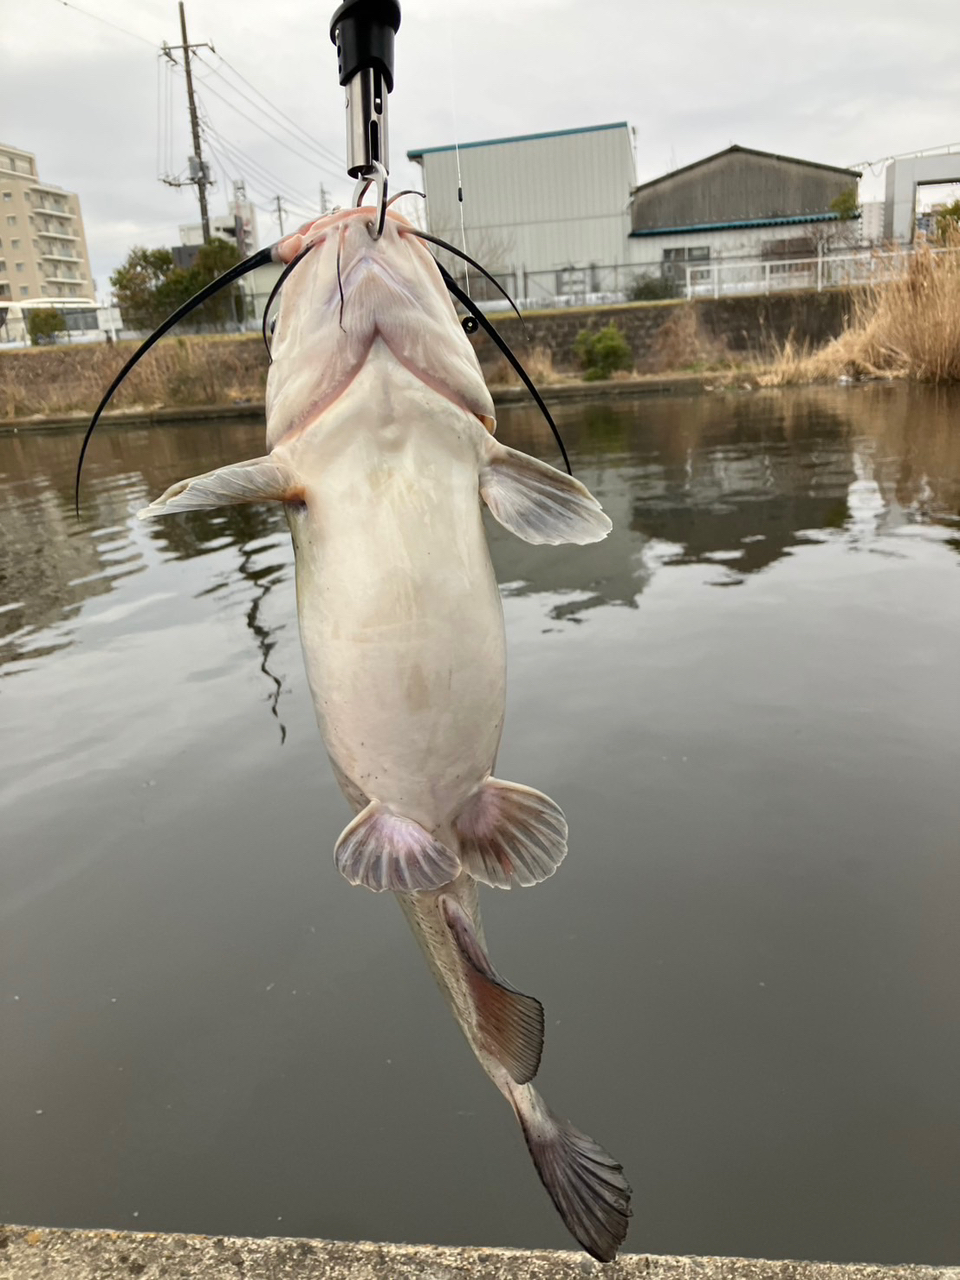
[629,212,849,237]
[407,122,629,161]
[631,145,861,194]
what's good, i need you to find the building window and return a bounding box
[2,192,11,201]
[15,262,24,272]
[0,258,5,271]
[11,239,19,248]
[20,285,29,295]
[24,192,30,203]
[662,246,711,285]
[6,216,16,226]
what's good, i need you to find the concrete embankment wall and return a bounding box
[1,1226,956,1280]
[471,289,855,373]
[0,288,854,422]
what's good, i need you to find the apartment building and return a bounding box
[0,143,95,305]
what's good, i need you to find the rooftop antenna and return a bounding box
[330,0,401,237]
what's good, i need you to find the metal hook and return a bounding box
[353,160,388,238]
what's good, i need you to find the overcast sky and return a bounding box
[3,0,959,298]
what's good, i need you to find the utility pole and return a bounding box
[179,1,210,243]
[161,3,214,243]
[275,195,285,237]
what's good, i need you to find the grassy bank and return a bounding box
[2,252,957,424]
[0,333,269,421]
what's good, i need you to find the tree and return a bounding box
[110,240,244,332]
[27,308,65,345]
[830,186,860,221]
[187,239,243,325]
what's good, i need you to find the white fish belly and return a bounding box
[281,353,506,831]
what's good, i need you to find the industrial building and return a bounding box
[0,143,95,306]
[627,146,861,291]
[407,122,636,305]
[405,127,869,305]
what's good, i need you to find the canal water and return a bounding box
[1,385,958,1263]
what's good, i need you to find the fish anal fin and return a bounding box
[335,803,460,893]
[454,778,568,889]
[480,442,612,546]
[513,1084,631,1263]
[440,895,544,1084]
[138,457,297,519]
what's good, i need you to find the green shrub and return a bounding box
[574,323,633,380]
[27,308,65,346]
[627,273,676,301]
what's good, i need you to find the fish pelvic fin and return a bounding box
[137,457,296,519]
[480,441,612,546]
[335,802,461,893]
[439,894,544,1084]
[454,778,568,890]
[512,1083,631,1263]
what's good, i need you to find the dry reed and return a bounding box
[758,234,960,386]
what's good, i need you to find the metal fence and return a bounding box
[439,245,960,312]
[678,246,960,300]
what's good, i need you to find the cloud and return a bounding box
[3,0,959,294]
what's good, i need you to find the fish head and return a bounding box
[265,208,495,449]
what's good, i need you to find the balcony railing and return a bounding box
[37,229,79,241]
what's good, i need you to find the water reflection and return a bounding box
[3,387,959,669]
[2,386,960,1262]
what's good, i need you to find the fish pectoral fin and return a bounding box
[440,895,544,1085]
[334,802,461,893]
[479,442,612,546]
[512,1083,631,1263]
[454,778,568,889]
[137,457,297,519]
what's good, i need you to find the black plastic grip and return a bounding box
[330,0,401,92]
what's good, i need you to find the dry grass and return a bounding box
[649,302,730,373]
[758,235,960,387]
[0,334,268,420]
[483,344,566,388]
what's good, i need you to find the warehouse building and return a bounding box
[626,146,861,294]
[407,122,636,306]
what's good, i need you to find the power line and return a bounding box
[195,98,321,209]
[195,52,346,172]
[191,73,347,184]
[199,116,320,213]
[47,0,158,48]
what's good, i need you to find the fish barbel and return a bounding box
[138,206,630,1260]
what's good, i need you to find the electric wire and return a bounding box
[47,0,158,48]
[195,52,346,172]
[191,74,347,184]
[199,115,320,215]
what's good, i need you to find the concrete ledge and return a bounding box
[0,1227,956,1280]
[0,375,713,433]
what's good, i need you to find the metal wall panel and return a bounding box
[411,125,636,277]
[631,150,859,232]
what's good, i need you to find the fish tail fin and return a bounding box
[510,1082,631,1263]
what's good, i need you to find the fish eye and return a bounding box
[461,316,479,334]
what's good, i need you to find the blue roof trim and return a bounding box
[629,212,852,237]
[407,122,629,160]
